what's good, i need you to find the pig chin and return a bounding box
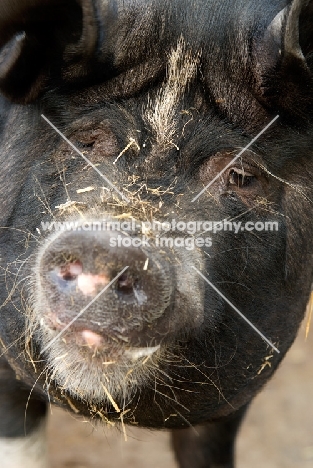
[31,321,162,406]
[30,290,166,406]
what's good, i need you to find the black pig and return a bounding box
[0,0,313,467]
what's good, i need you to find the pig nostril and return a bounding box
[117,274,136,295]
[48,259,83,293]
[58,260,83,281]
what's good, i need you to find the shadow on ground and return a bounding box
[48,321,313,468]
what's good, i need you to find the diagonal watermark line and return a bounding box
[192,266,280,354]
[41,114,130,203]
[40,267,129,355]
[191,115,280,203]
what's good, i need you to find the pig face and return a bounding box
[0,0,313,437]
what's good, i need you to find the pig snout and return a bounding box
[35,227,174,353]
[27,221,204,408]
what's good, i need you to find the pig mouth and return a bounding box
[43,310,162,363]
[30,313,168,411]
[34,310,164,407]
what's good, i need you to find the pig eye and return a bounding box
[70,124,118,159]
[75,135,98,149]
[76,140,95,149]
[228,168,255,188]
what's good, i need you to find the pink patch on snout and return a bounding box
[81,330,103,347]
[60,261,83,279]
[77,273,109,295]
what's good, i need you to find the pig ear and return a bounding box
[0,0,98,103]
[254,0,313,121]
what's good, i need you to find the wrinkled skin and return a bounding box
[0,1,313,467]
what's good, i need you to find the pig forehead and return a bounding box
[143,37,200,150]
[64,36,202,141]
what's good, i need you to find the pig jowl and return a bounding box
[0,1,313,467]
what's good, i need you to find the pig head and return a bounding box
[0,1,313,467]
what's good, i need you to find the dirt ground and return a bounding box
[47,320,313,468]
